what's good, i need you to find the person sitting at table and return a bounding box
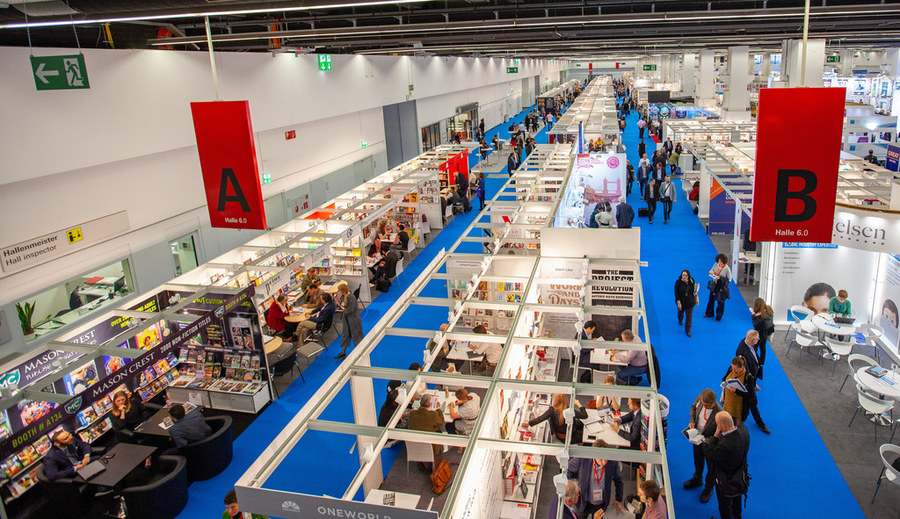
[408,393,446,470]
[296,293,336,344]
[469,325,501,373]
[44,429,92,481]
[566,439,625,519]
[300,282,323,309]
[394,223,410,252]
[576,321,598,383]
[612,330,648,385]
[610,397,642,450]
[223,488,269,519]
[166,404,212,450]
[829,289,852,318]
[387,363,422,393]
[110,390,152,433]
[447,388,481,439]
[595,375,621,412]
[265,294,297,341]
[427,324,452,370]
[521,394,587,443]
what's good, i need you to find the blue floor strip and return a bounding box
[175,104,543,517]
[616,100,864,518]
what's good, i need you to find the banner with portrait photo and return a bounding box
[874,254,900,356]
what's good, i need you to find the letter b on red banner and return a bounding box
[750,88,844,243]
[191,101,267,230]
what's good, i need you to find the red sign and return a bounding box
[284,130,296,140]
[190,101,267,230]
[750,88,845,243]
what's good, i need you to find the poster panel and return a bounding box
[555,153,626,228]
[874,254,900,356]
[590,266,637,340]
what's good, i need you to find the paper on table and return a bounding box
[682,427,704,445]
[584,421,605,436]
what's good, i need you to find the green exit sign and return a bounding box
[826,55,841,63]
[318,54,332,71]
[514,59,520,65]
[643,64,657,71]
[262,173,272,184]
[31,54,89,91]
[507,67,518,73]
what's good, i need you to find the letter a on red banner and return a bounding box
[750,88,844,243]
[191,101,267,230]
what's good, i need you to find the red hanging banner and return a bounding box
[190,100,267,230]
[750,87,845,243]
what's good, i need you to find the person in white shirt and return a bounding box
[469,325,501,372]
[659,174,677,224]
[447,388,481,437]
[638,153,651,169]
[612,330,649,385]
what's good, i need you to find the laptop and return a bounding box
[77,460,107,481]
[834,316,855,325]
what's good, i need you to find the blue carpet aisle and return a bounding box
[617,102,864,517]
[175,105,544,517]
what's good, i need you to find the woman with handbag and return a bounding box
[674,269,699,337]
[750,298,775,379]
[704,254,731,321]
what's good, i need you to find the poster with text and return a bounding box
[555,153,626,228]
[590,266,637,340]
[538,258,584,338]
[770,242,877,323]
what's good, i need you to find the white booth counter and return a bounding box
[233,142,674,519]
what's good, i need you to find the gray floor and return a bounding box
[707,232,900,517]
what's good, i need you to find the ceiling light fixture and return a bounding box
[0,0,431,30]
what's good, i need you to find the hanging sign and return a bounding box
[30,55,89,91]
[885,145,900,172]
[750,87,845,243]
[190,101,267,230]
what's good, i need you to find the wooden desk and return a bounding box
[83,443,157,487]
[264,336,283,354]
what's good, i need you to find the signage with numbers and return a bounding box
[30,54,90,91]
[318,54,332,71]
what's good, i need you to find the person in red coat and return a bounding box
[266,293,298,340]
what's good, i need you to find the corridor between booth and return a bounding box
[618,101,864,517]
[174,103,546,518]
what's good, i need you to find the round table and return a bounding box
[855,366,900,425]
[811,314,857,337]
[263,336,283,355]
[284,314,304,323]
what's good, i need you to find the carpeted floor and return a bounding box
[617,101,865,518]
[174,105,544,518]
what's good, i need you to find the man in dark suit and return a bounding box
[547,480,581,519]
[637,163,651,199]
[576,321,597,383]
[611,398,642,449]
[507,151,519,176]
[44,430,91,481]
[684,389,723,503]
[566,440,625,519]
[644,178,659,224]
[167,404,212,448]
[637,139,646,159]
[663,137,674,155]
[736,330,770,434]
[704,412,751,519]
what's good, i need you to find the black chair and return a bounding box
[270,353,300,395]
[121,455,188,519]
[306,314,339,350]
[36,465,90,518]
[179,416,233,482]
[353,285,366,311]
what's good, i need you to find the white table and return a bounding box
[811,314,857,337]
[445,343,483,374]
[417,390,455,422]
[364,489,421,510]
[589,348,628,367]
[581,409,631,448]
[856,367,900,426]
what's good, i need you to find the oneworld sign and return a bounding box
[831,206,900,253]
[236,486,438,519]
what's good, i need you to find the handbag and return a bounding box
[706,279,717,291]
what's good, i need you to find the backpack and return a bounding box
[431,459,453,494]
[375,278,391,292]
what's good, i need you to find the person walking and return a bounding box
[659,174,677,224]
[637,139,646,160]
[750,298,775,376]
[704,253,731,321]
[638,117,646,139]
[626,160,635,196]
[507,150,519,176]
[703,412,750,519]
[674,269,698,337]
[637,161,651,199]
[476,172,486,210]
[644,178,659,224]
[735,330,770,433]
[335,284,364,360]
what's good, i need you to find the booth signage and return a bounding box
[886,145,900,172]
[750,87,845,243]
[191,101,268,230]
[831,206,900,253]
[30,54,89,91]
[235,486,438,519]
[0,211,129,274]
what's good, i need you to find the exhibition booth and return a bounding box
[233,157,674,519]
[537,80,581,115]
[550,77,620,150]
[553,152,628,230]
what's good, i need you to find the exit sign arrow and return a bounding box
[30,54,90,91]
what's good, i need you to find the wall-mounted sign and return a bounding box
[826,55,841,63]
[30,54,89,91]
[318,54,332,71]
[643,64,657,71]
[831,206,900,253]
[190,101,267,230]
[507,67,518,73]
[0,212,129,274]
[750,87,845,243]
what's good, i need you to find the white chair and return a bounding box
[839,354,879,393]
[405,441,436,478]
[859,323,885,362]
[786,331,823,365]
[785,305,814,341]
[592,370,616,385]
[872,444,900,503]
[823,337,854,377]
[849,381,894,442]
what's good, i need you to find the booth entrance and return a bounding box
[449,106,478,142]
[422,122,442,151]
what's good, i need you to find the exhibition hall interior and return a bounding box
[3,1,900,518]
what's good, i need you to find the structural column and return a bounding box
[696,50,716,107]
[681,53,697,97]
[782,38,825,87]
[723,46,751,121]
